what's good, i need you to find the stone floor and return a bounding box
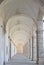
[5,54,44,65]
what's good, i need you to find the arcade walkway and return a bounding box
[5,54,44,65]
[0,0,44,65]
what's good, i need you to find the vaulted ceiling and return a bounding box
[7,15,37,45]
[0,0,41,22]
[0,0,44,21]
[0,0,43,45]
[0,0,4,4]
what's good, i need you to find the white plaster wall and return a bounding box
[0,19,5,65]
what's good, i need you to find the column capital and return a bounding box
[8,36,11,41]
[8,36,10,38]
[0,25,3,28]
[36,30,38,33]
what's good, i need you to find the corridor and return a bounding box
[0,0,44,65]
[5,54,44,65]
[6,54,30,65]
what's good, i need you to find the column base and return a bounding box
[3,61,5,65]
[36,60,39,64]
[31,59,33,61]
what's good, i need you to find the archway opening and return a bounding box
[6,15,37,62]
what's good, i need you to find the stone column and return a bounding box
[31,31,37,62]
[8,37,11,60]
[37,21,43,58]
[36,30,39,64]
[23,42,30,58]
[30,38,32,60]
[27,40,30,58]
[31,36,34,61]
[29,39,31,59]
